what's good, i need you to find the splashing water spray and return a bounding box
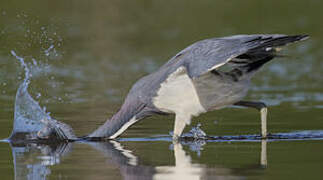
[9,50,76,142]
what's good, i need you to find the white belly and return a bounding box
[153,67,206,117]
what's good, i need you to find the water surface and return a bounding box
[0,0,323,179]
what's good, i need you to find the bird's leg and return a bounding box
[173,113,191,141]
[234,101,267,138]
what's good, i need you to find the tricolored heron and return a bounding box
[51,34,309,141]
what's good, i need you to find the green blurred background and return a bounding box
[0,0,322,179]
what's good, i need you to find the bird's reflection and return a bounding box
[154,143,205,180]
[261,140,267,167]
[156,140,267,180]
[87,140,268,180]
[86,141,155,180]
[5,139,267,180]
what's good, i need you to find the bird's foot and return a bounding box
[172,134,181,143]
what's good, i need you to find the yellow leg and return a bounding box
[260,107,267,138]
[234,101,268,138]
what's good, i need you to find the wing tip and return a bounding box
[296,34,310,41]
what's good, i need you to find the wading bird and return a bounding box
[83,34,308,140]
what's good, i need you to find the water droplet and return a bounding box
[2,82,6,86]
[32,58,37,66]
[44,45,54,56]
[58,97,62,101]
[41,26,45,30]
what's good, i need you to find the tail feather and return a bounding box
[230,35,309,73]
[247,34,309,51]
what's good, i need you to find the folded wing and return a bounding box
[174,34,308,78]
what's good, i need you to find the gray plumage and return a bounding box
[87,34,308,140]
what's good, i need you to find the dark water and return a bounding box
[0,0,323,179]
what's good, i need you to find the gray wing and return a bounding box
[171,34,304,78]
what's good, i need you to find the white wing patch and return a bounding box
[153,66,206,117]
[207,54,237,72]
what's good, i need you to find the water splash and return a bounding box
[182,124,207,156]
[169,124,207,156]
[10,50,45,138]
[187,123,207,139]
[9,50,76,141]
[169,123,207,140]
[44,45,54,56]
[11,50,30,85]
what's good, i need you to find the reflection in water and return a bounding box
[87,141,155,180]
[261,140,267,168]
[3,140,268,180]
[9,142,72,180]
[154,143,206,180]
[1,2,322,180]
[154,140,267,180]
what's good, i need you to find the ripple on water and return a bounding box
[119,130,323,142]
